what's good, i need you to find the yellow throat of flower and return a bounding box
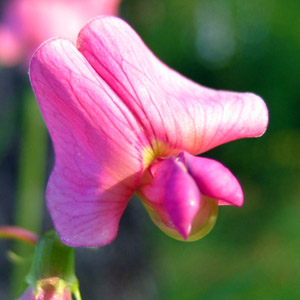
[142,140,173,169]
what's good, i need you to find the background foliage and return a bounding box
[1,0,300,299]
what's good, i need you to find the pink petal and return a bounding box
[29,38,147,247]
[18,287,35,300]
[181,152,243,206]
[78,16,268,161]
[137,157,201,240]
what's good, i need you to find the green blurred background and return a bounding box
[1,0,300,299]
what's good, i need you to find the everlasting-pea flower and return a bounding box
[29,16,268,247]
[0,0,121,66]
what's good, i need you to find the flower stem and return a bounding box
[0,226,38,246]
[10,85,48,298]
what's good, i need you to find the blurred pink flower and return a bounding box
[0,0,121,66]
[29,16,268,247]
[19,280,72,300]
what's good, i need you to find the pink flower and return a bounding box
[19,282,72,300]
[29,16,268,247]
[0,0,121,66]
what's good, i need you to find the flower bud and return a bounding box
[137,154,219,241]
[18,231,81,300]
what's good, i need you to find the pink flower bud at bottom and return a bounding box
[19,278,72,300]
[18,231,81,300]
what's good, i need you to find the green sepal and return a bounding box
[25,230,82,300]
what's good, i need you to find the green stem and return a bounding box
[0,226,38,246]
[10,85,48,298]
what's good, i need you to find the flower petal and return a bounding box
[77,16,269,159]
[29,38,147,247]
[18,287,35,300]
[182,152,243,206]
[137,157,200,240]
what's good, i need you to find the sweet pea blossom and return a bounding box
[29,16,268,247]
[0,0,121,66]
[19,283,72,300]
